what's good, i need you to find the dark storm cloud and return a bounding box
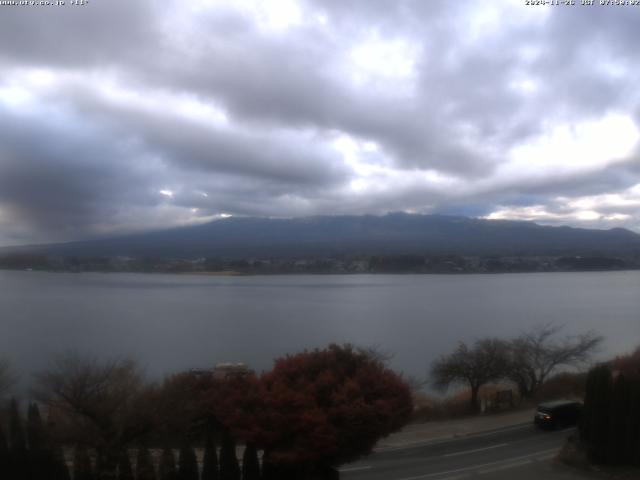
[512,158,640,198]
[59,80,349,187]
[1,0,640,245]
[0,102,164,243]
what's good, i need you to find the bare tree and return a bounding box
[356,344,395,365]
[0,357,15,397]
[430,338,509,412]
[32,352,154,480]
[506,323,603,399]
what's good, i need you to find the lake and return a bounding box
[0,270,638,386]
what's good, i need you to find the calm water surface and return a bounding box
[0,270,638,382]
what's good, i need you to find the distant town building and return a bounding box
[213,362,250,379]
[189,362,250,380]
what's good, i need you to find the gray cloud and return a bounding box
[1,0,640,246]
[0,103,164,243]
[0,0,157,68]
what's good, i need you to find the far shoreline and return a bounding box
[2,267,640,277]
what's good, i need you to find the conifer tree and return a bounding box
[630,380,640,466]
[158,447,178,480]
[27,403,47,451]
[117,450,134,480]
[260,459,276,480]
[73,445,95,480]
[177,443,199,480]
[0,425,9,475]
[201,434,219,480]
[219,430,240,480]
[27,403,49,480]
[582,365,613,464]
[241,443,260,480]
[609,374,631,464]
[9,398,28,480]
[580,367,595,442]
[9,399,26,452]
[96,450,118,480]
[93,450,106,480]
[51,443,71,480]
[136,446,156,480]
[95,452,104,479]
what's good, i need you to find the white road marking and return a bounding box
[469,424,532,437]
[443,443,508,458]
[477,459,532,474]
[392,448,559,480]
[376,423,531,452]
[533,452,556,462]
[339,465,372,473]
[477,451,557,475]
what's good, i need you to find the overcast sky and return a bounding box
[1,0,640,246]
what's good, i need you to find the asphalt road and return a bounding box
[339,423,588,480]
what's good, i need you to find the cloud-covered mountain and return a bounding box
[2,2,640,246]
[11,214,640,259]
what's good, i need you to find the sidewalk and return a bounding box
[376,408,535,450]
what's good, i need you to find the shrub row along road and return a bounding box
[340,424,588,480]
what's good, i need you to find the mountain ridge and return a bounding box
[3,213,640,259]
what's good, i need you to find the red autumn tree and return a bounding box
[156,369,265,442]
[256,344,413,470]
[611,345,640,380]
[206,372,265,442]
[152,345,413,476]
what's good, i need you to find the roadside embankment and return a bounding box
[377,408,535,451]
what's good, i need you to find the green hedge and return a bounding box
[580,365,640,466]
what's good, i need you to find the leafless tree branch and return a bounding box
[505,324,603,399]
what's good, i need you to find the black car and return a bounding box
[534,400,582,430]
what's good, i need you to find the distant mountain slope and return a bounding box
[6,213,640,258]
